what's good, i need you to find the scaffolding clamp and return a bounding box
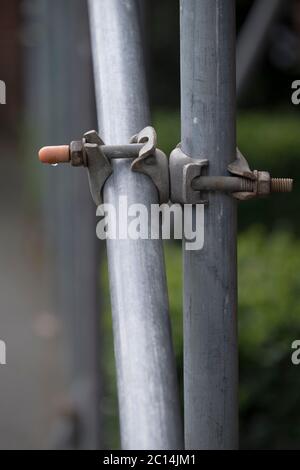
[38,126,169,205]
[169,144,209,204]
[129,126,169,204]
[169,145,293,204]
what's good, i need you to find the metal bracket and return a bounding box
[227,148,257,201]
[39,126,169,205]
[82,126,169,205]
[130,127,169,204]
[169,145,293,204]
[169,145,208,204]
[227,149,284,200]
[83,130,113,206]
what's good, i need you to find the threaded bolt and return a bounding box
[193,175,294,196]
[240,179,255,192]
[271,178,293,193]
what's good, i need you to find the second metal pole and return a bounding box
[181,0,239,449]
[88,0,183,450]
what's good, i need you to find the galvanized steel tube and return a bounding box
[88,0,183,450]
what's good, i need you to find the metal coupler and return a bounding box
[169,145,293,204]
[39,126,169,205]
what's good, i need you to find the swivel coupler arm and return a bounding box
[38,127,169,206]
[169,146,293,204]
[39,143,144,166]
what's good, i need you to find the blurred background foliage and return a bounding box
[100,0,300,449]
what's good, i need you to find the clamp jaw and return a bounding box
[39,126,169,205]
[169,146,293,204]
[169,145,209,204]
[130,127,169,204]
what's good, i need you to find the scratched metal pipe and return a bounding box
[181,0,239,449]
[88,0,183,450]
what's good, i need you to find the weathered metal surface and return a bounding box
[169,145,208,204]
[192,176,254,194]
[88,0,183,450]
[181,0,238,450]
[170,145,293,202]
[131,127,169,203]
[42,125,169,205]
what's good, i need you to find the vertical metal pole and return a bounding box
[23,0,103,449]
[181,0,238,449]
[88,0,183,450]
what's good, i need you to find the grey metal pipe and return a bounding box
[88,0,183,450]
[181,0,238,449]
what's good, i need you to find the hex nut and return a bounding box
[70,140,86,167]
[257,171,271,196]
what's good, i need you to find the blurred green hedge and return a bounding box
[239,228,300,449]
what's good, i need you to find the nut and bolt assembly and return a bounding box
[39,141,144,167]
[39,126,170,205]
[192,172,293,196]
[169,146,293,204]
[39,134,294,205]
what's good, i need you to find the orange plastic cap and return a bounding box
[39,145,70,164]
